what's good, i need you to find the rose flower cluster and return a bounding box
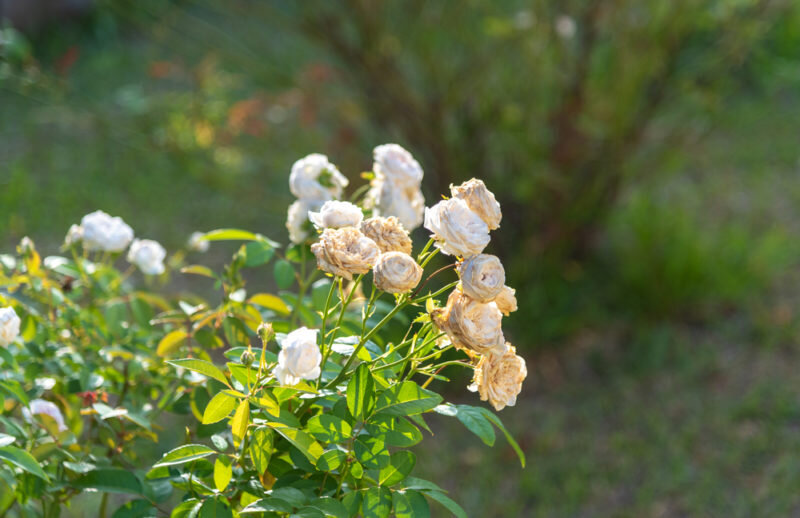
[284,144,526,411]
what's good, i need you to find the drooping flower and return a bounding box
[359,216,413,255]
[470,343,527,411]
[494,286,518,316]
[309,200,364,230]
[274,327,321,386]
[424,198,490,258]
[23,399,68,432]
[289,153,348,201]
[0,307,21,347]
[458,254,505,302]
[451,178,502,230]
[127,239,167,275]
[431,289,505,356]
[286,199,324,244]
[79,210,134,252]
[187,232,209,253]
[310,228,380,280]
[373,251,423,294]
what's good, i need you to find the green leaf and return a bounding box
[169,499,202,518]
[392,490,430,518]
[342,491,361,517]
[214,456,233,492]
[157,330,188,357]
[479,408,526,467]
[379,451,416,486]
[436,404,495,446]
[202,392,238,424]
[273,427,324,464]
[249,426,273,474]
[73,468,143,495]
[272,487,309,507]
[0,446,48,481]
[354,437,390,470]
[153,444,216,468]
[168,359,230,387]
[425,491,467,518]
[308,497,349,518]
[111,499,155,518]
[0,380,29,405]
[361,487,392,518]
[316,449,347,472]
[248,293,290,315]
[244,240,276,267]
[347,364,375,421]
[374,382,442,417]
[180,265,216,278]
[231,399,250,447]
[198,497,233,518]
[365,417,422,448]
[203,229,268,242]
[273,259,295,289]
[240,497,294,514]
[306,414,352,444]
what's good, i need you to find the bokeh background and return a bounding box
[4,0,800,515]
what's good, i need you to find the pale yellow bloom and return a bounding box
[310,228,380,280]
[471,343,527,411]
[373,251,423,294]
[431,289,505,355]
[494,286,517,316]
[451,178,502,231]
[360,216,413,255]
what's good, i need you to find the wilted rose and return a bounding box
[360,216,413,255]
[458,254,505,302]
[274,327,321,385]
[431,289,505,355]
[80,210,134,252]
[451,178,502,231]
[127,239,167,275]
[309,200,363,230]
[424,198,490,258]
[373,251,423,294]
[310,227,380,280]
[494,286,517,316]
[289,153,348,201]
[0,307,21,347]
[470,343,527,411]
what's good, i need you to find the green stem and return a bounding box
[317,275,364,384]
[316,278,339,386]
[99,493,108,518]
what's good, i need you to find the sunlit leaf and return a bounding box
[153,444,216,468]
[157,330,189,357]
[202,392,238,424]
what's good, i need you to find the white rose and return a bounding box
[373,251,423,294]
[310,228,380,280]
[289,153,348,201]
[286,199,323,244]
[64,224,83,247]
[0,307,21,347]
[451,178,502,231]
[459,254,506,302]
[80,210,134,252]
[431,289,505,356]
[23,399,68,432]
[470,343,527,411]
[373,144,424,188]
[424,198,490,258]
[127,239,167,275]
[309,200,364,230]
[494,286,517,316]
[188,232,209,253]
[360,216,413,255]
[274,327,322,385]
[366,175,425,231]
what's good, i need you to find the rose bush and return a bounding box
[0,143,526,518]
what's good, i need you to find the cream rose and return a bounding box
[310,228,380,280]
[458,254,505,302]
[373,251,423,294]
[366,176,425,231]
[127,239,167,275]
[471,343,527,411]
[494,286,517,316]
[309,200,364,229]
[274,327,321,386]
[373,143,424,188]
[360,216,413,255]
[289,153,348,201]
[0,307,21,347]
[23,399,68,432]
[451,178,502,231]
[286,199,323,244]
[431,289,505,355]
[188,232,209,253]
[80,210,134,252]
[424,198,490,258]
